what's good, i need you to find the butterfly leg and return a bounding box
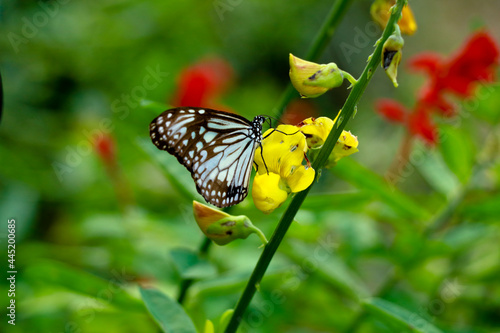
[259,141,270,175]
[304,152,311,168]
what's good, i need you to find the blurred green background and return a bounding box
[1,0,500,332]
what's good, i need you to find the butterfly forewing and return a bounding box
[149,107,263,208]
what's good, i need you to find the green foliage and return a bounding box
[140,287,197,333]
[364,298,443,333]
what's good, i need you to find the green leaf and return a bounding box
[417,149,460,196]
[141,99,170,113]
[285,240,370,299]
[301,191,373,211]
[24,260,143,311]
[439,125,475,184]
[463,83,500,124]
[442,223,491,251]
[140,287,197,333]
[193,267,287,298]
[462,193,500,220]
[170,248,217,280]
[364,298,443,333]
[0,183,39,241]
[332,158,430,220]
[218,309,234,333]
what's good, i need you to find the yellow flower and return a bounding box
[298,116,359,167]
[252,125,315,213]
[289,54,346,98]
[326,130,359,168]
[192,201,267,245]
[299,116,334,149]
[370,0,417,35]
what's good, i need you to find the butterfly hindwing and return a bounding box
[150,107,262,208]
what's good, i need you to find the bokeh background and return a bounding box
[1,0,500,332]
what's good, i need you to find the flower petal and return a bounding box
[326,131,359,168]
[375,99,408,123]
[298,116,334,149]
[193,200,230,235]
[252,172,289,214]
[286,166,315,193]
[255,125,307,178]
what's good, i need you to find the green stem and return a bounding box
[224,1,406,332]
[177,237,212,304]
[273,0,354,120]
[341,70,358,87]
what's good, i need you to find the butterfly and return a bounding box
[149,107,267,208]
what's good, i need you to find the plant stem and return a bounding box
[224,2,407,332]
[177,237,212,304]
[385,132,413,185]
[273,0,354,120]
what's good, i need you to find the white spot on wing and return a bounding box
[204,132,216,142]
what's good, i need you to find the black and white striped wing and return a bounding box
[149,107,262,208]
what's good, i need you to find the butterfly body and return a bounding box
[150,107,265,207]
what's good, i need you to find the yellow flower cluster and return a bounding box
[252,116,359,214]
[252,125,315,214]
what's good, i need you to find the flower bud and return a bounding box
[382,24,404,87]
[193,201,267,245]
[289,54,345,98]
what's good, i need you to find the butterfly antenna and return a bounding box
[263,127,301,139]
[261,115,285,128]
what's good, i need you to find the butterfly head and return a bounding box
[254,115,266,126]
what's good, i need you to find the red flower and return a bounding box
[375,99,407,123]
[376,30,499,146]
[95,134,116,167]
[409,30,499,116]
[407,52,443,75]
[171,57,234,109]
[407,106,438,145]
[445,31,500,96]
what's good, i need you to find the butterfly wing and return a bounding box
[149,107,260,208]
